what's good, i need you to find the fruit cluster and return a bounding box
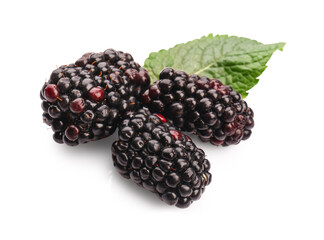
[112,108,211,208]
[40,49,150,146]
[40,49,255,208]
[142,68,254,146]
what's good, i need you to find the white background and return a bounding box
[0,0,323,239]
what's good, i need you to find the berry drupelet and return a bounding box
[111,108,211,208]
[40,49,150,146]
[142,68,254,146]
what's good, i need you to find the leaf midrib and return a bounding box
[192,47,277,75]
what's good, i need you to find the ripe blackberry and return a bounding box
[112,108,211,208]
[40,49,150,146]
[142,68,254,146]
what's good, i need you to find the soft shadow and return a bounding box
[56,133,170,209]
[110,169,170,208]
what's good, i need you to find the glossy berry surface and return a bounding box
[112,108,211,208]
[40,49,150,146]
[44,84,60,102]
[88,87,105,102]
[143,68,254,146]
[69,98,85,114]
[65,125,79,141]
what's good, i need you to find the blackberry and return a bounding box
[40,49,150,146]
[142,68,254,146]
[112,108,211,208]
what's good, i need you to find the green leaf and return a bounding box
[144,34,285,98]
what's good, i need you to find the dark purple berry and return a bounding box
[112,109,211,208]
[41,48,150,146]
[142,68,254,146]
